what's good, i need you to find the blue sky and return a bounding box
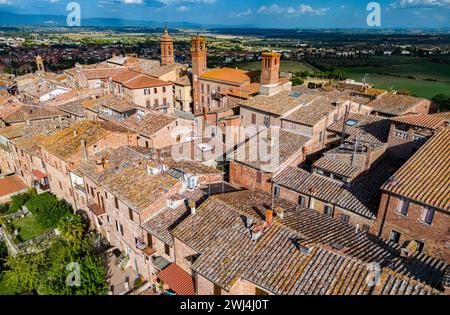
[0,0,449,28]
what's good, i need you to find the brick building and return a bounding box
[39,121,131,211]
[75,145,222,284]
[374,128,450,262]
[386,113,448,160]
[171,190,448,295]
[110,70,174,112]
[230,127,310,192]
[366,92,432,118]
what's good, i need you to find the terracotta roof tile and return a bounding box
[0,175,28,198]
[390,113,447,130]
[172,190,447,294]
[156,263,195,295]
[200,67,250,85]
[383,128,450,211]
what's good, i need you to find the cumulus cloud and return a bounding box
[176,5,189,11]
[287,4,329,16]
[122,0,144,3]
[256,3,329,16]
[257,4,284,15]
[390,0,450,8]
[230,8,252,18]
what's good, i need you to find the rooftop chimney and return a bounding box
[81,139,88,161]
[189,200,196,215]
[265,209,273,226]
[275,207,284,219]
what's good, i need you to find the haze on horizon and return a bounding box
[0,0,449,29]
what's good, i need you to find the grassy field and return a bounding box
[12,216,48,242]
[341,59,450,99]
[235,60,318,73]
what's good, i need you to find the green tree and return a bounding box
[26,193,72,229]
[432,94,450,112]
[0,242,7,272]
[43,237,108,295]
[291,77,304,86]
[3,251,48,293]
[57,214,86,243]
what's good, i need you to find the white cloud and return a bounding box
[230,8,252,18]
[390,0,450,8]
[257,4,284,15]
[159,0,216,5]
[176,5,190,11]
[122,0,144,4]
[287,4,329,16]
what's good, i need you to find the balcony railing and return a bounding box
[88,203,106,216]
[35,183,50,192]
[136,241,157,256]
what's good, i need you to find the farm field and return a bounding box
[235,60,318,73]
[340,59,450,99]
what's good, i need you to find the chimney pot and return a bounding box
[189,200,196,215]
[81,139,88,161]
[265,209,273,226]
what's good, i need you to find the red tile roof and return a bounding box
[0,175,28,198]
[123,75,172,90]
[200,67,250,85]
[383,128,450,211]
[390,114,447,130]
[32,169,47,180]
[156,263,195,295]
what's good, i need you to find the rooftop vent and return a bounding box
[290,92,302,98]
[331,242,344,251]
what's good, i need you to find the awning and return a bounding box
[32,169,47,180]
[156,263,195,295]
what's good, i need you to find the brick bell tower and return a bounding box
[261,52,280,85]
[35,55,45,74]
[191,35,207,116]
[160,28,174,66]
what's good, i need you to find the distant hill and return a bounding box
[0,11,205,28]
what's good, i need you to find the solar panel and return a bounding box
[346,119,359,126]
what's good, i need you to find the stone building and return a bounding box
[374,128,450,263]
[171,190,448,295]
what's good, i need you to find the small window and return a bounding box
[389,230,401,244]
[420,207,435,225]
[263,116,270,127]
[340,214,350,224]
[251,113,256,124]
[256,171,262,184]
[128,208,134,222]
[415,241,425,253]
[163,86,166,93]
[164,244,170,256]
[396,198,409,216]
[324,205,333,217]
[114,197,119,209]
[298,195,306,207]
[273,185,280,197]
